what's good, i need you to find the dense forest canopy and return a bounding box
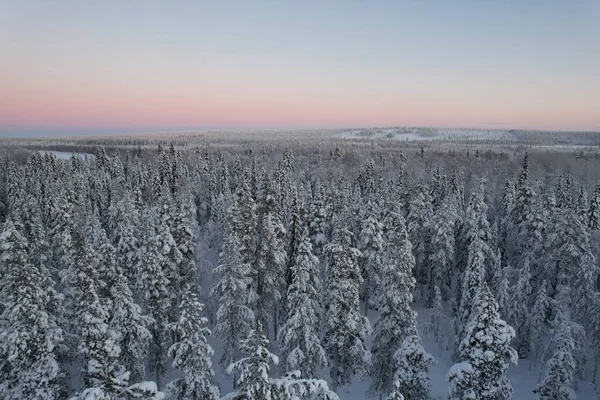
[0,136,599,399]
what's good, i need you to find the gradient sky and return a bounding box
[1,0,599,136]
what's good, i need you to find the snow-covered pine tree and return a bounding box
[406,180,433,286]
[68,230,126,397]
[431,286,446,350]
[0,219,65,400]
[358,200,385,315]
[308,181,329,257]
[427,192,457,305]
[324,218,371,389]
[534,314,576,400]
[140,209,171,389]
[370,211,417,396]
[110,272,153,385]
[588,182,600,230]
[278,225,326,378]
[392,335,435,400]
[253,174,286,340]
[226,322,278,400]
[448,283,518,400]
[509,259,532,358]
[529,280,550,368]
[211,226,254,371]
[386,381,405,400]
[167,285,219,400]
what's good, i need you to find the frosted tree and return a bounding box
[271,371,340,400]
[211,228,254,371]
[448,283,517,400]
[529,281,550,368]
[253,175,286,339]
[455,236,486,351]
[110,272,153,384]
[406,180,433,285]
[358,201,385,314]
[68,231,126,397]
[226,322,278,400]
[308,181,329,256]
[508,260,532,357]
[386,381,406,400]
[588,182,600,230]
[278,225,327,378]
[427,193,457,305]
[370,211,417,396]
[140,210,171,388]
[230,178,258,267]
[576,186,588,225]
[324,219,371,389]
[431,286,446,350]
[534,315,576,400]
[110,190,141,290]
[167,285,219,400]
[0,219,65,399]
[392,335,435,400]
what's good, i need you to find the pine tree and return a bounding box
[448,284,517,400]
[358,201,385,314]
[0,219,65,399]
[588,183,600,230]
[392,335,435,400]
[253,175,286,340]
[386,381,406,400]
[406,181,433,285]
[529,281,550,368]
[226,322,278,400]
[211,228,254,371]
[278,226,327,378]
[508,260,532,357]
[140,210,171,389]
[431,286,446,350]
[534,315,576,400]
[167,285,219,400]
[324,219,371,389]
[370,211,417,396]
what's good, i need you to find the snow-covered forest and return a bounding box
[1,139,599,399]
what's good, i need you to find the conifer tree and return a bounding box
[358,201,385,314]
[211,228,254,371]
[534,315,576,400]
[370,211,417,396]
[324,219,371,389]
[588,183,600,230]
[529,281,550,368]
[167,285,219,400]
[448,284,517,400]
[278,226,327,378]
[431,286,446,350]
[226,322,278,400]
[0,219,65,400]
[392,335,435,400]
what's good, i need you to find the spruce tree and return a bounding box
[370,211,420,396]
[324,219,371,389]
[448,284,517,400]
[529,281,550,368]
[392,335,435,400]
[358,201,385,314]
[0,219,65,399]
[278,226,327,378]
[167,285,219,400]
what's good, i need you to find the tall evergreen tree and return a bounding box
[358,201,385,314]
[278,226,327,378]
[392,335,435,400]
[324,219,371,389]
[448,284,517,400]
[0,219,65,399]
[167,285,219,400]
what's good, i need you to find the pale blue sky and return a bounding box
[1,0,599,136]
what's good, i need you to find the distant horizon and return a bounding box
[1,1,599,136]
[2,124,600,140]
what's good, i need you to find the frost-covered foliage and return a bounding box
[392,335,435,400]
[167,285,219,400]
[324,219,371,389]
[449,284,518,400]
[1,139,600,398]
[278,225,327,378]
[0,219,64,399]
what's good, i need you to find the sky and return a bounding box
[1,0,599,136]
